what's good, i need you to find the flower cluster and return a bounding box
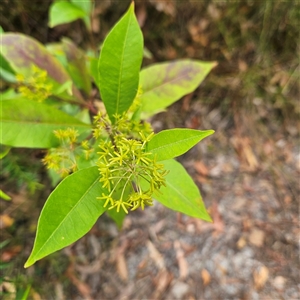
[16,65,53,103]
[42,128,79,177]
[94,114,168,214]
[93,111,152,141]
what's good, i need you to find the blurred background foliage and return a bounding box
[0,0,299,298]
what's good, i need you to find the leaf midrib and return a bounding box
[141,63,198,97]
[149,134,205,155]
[33,174,101,261]
[165,181,194,208]
[115,13,132,115]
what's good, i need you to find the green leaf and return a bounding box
[147,128,214,161]
[0,190,11,201]
[139,59,217,116]
[0,68,16,83]
[155,159,212,221]
[0,99,91,148]
[71,0,92,29]
[53,80,73,96]
[0,29,16,82]
[0,53,15,77]
[62,38,91,94]
[47,168,62,188]
[0,261,13,270]
[0,33,83,101]
[0,240,10,249]
[71,0,92,14]
[18,284,31,300]
[46,42,68,67]
[24,166,106,268]
[98,2,143,122]
[49,1,87,28]
[0,89,21,100]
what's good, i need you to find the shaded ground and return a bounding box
[1,1,299,299]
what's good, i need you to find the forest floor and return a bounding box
[1,1,299,299]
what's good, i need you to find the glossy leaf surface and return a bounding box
[25,167,106,267]
[147,128,214,161]
[0,99,91,148]
[155,159,212,221]
[98,2,143,122]
[139,59,217,116]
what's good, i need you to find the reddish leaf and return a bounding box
[0,33,83,101]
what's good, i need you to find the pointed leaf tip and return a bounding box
[24,167,107,267]
[139,59,217,117]
[147,128,215,161]
[98,1,143,121]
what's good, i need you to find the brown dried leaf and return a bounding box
[66,265,92,300]
[116,253,128,282]
[270,71,285,86]
[152,269,173,298]
[91,15,100,33]
[137,257,148,270]
[201,269,211,286]
[238,59,248,72]
[211,201,224,235]
[153,219,166,235]
[231,136,259,171]
[31,289,42,300]
[182,92,193,111]
[237,236,247,249]
[243,143,259,170]
[174,241,189,279]
[146,240,165,270]
[54,283,65,300]
[253,265,269,290]
[196,34,209,47]
[75,259,102,274]
[0,214,14,229]
[1,280,16,295]
[196,174,208,184]
[208,4,221,20]
[180,242,196,255]
[187,115,201,129]
[248,228,265,247]
[284,195,292,205]
[1,245,21,262]
[194,161,209,176]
